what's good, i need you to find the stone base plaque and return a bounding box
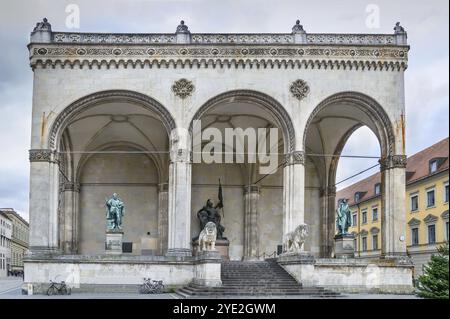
[192,238,230,260]
[105,230,123,255]
[334,234,355,258]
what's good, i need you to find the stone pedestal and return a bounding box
[193,250,222,287]
[105,231,123,255]
[334,234,355,258]
[192,238,230,260]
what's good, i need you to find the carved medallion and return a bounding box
[171,79,195,99]
[290,79,310,100]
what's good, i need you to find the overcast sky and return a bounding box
[0,0,448,221]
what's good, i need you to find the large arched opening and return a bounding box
[189,90,295,260]
[303,92,397,257]
[49,90,175,255]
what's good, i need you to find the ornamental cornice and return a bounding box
[29,44,408,71]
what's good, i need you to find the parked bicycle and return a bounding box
[46,280,72,296]
[139,278,164,294]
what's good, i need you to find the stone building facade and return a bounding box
[0,209,29,275]
[24,18,413,293]
[338,137,449,277]
[0,212,12,277]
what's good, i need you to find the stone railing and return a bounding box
[49,32,401,46]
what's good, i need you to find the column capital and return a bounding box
[63,182,80,193]
[29,149,58,163]
[170,149,192,163]
[283,151,305,167]
[158,183,169,193]
[379,155,407,171]
[320,185,336,197]
[243,184,260,195]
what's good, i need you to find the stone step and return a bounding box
[177,259,339,298]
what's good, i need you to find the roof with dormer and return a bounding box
[337,137,449,206]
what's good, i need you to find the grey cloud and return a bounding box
[0,0,448,220]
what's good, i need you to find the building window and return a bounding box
[372,235,378,250]
[411,228,419,246]
[352,213,357,227]
[410,194,419,211]
[445,182,449,204]
[355,193,360,203]
[427,189,436,208]
[362,237,367,252]
[445,221,449,241]
[428,224,436,244]
[372,207,378,222]
[374,183,381,196]
[362,210,368,224]
[430,160,438,174]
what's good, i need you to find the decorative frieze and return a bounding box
[32,46,408,60]
[171,79,194,99]
[290,79,310,100]
[379,155,407,171]
[29,149,54,162]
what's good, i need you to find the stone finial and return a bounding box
[394,22,405,34]
[176,20,190,33]
[33,17,52,32]
[292,19,305,33]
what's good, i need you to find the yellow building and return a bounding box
[0,209,29,275]
[337,137,449,276]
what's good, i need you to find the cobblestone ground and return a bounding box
[0,278,419,299]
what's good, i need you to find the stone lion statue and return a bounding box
[199,222,217,251]
[284,223,309,253]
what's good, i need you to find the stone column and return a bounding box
[380,155,407,258]
[166,149,192,257]
[62,182,80,254]
[28,149,60,254]
[243,185,260,260]
[282,151,306,247]
[157,183,169,255]
[320,185,336,257]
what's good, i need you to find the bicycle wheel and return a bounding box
[47,286,57,296]
[60,286,68,295]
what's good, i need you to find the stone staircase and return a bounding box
[177,259,339,297]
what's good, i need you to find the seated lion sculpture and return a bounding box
[199,222,217,251]
[284,223,309,253]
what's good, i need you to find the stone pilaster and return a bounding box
[61,182,80,254]
[166,148,192,257]
[243,185,260,260]
[28,149,60,254]
[379,155,407,258]
[282,151,306,249]
[320,185,336,257]
[158,183,169,255]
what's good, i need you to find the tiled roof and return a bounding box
[337,137,449,206]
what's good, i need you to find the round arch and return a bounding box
[189,90,296,153]
[48,90,176,150]
[302,91,396,158]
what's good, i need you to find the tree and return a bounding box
[416,243,449,299]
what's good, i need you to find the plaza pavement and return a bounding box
[0,278,419,299]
